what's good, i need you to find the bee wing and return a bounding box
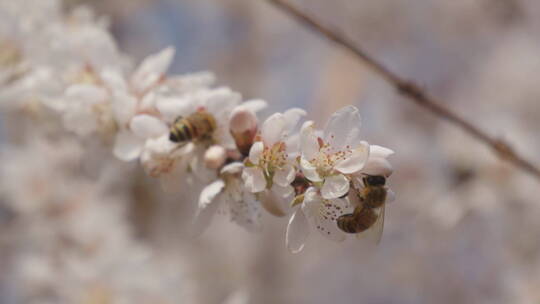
[355,204,385,245]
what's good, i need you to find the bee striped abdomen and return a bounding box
[337,208,378,234]
[169,111,216,143]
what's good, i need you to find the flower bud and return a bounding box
[362,157,393,177]
[229,107,258,156]
[204,145,227,169]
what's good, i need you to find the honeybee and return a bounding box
[337,175,387,243]
[169,110,217,143]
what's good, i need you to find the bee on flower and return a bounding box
[285,106,395,253]
[241,108,306,216]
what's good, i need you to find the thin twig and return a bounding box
[265,0,540,181]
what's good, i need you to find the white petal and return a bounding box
[192,180,225,236]
[248,141,264,165]
[203,87,241,119]
[241,167,267,193]
[261,189,288,217]
[221,162,244,175]
[112,91,136,126]
[321,174,350,199]
[113,130,144,161]
[261,113,287,146]
[132,47,175,91]
[272,184,294,198]
[323,105,361,149]
[300,121,319,160]
[283,108,306,133]
[286,210,309,254]
[156,96,195,122]
[362,157,393,177]
[239,99,267,113]
[301,191,347,242]
[386,188,396,203]
[129,114,168,138]
[65,84,107,104]
[198,179,226,210]
[370,145,394,159]
[229,191,262,232]
[300,157,322,182]
[100,68,127,92]
[334,141,370,174]
[273,164,296,187]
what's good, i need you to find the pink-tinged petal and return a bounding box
[323,105,361,149]
[248,141,264,164]
[230,106,258,134]
[362,157,393,177]
[242,167,266,193]
[261,113,287,146]
[300,121,319,160]
[283,108,306,133]
[192,180,225,236]
[129,114,168,138]
[334,141,370,174]
[273,164,296,187]
[113,130,144,161]
[132,47,175,92]
[321,174,350,199]
[286,209,309,254]
[112,91,136,126]
[156,96,195,122]
[370,145,394,159]
[238,99,267,113]
[300,157,323,182]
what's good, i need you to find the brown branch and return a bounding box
[265,0,540,181]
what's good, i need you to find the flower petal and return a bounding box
[321,174,350,199]
[130,114,168,138]
[370,145,394,159]
[300,156,323,182]
[261,113,287,146]
[283,108,306,133]
[249,141,264,165]
[300,121,319,160]
[220,162,244,175]
[301,191,347,242]
[156,96,195,122]
[238,99,268,113]
[112,91,136,127]
[229,191,262,232]
[323,105,361,149]
[132,47,175,92]
[286,209,309,254]
[362,157,393,177]
[241,167,267,193]
[261,189,288,217]
[334,141,370,174]
[192,180,225,236]
[273,164,296,187]
[113,130,144,161]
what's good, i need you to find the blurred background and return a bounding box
[3,0,540,303]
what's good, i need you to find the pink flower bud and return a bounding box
[229,107,258,156]
[204,145,227,169]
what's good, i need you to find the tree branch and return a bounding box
[265,0,540,181]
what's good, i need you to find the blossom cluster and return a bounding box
[0,0,395,253]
